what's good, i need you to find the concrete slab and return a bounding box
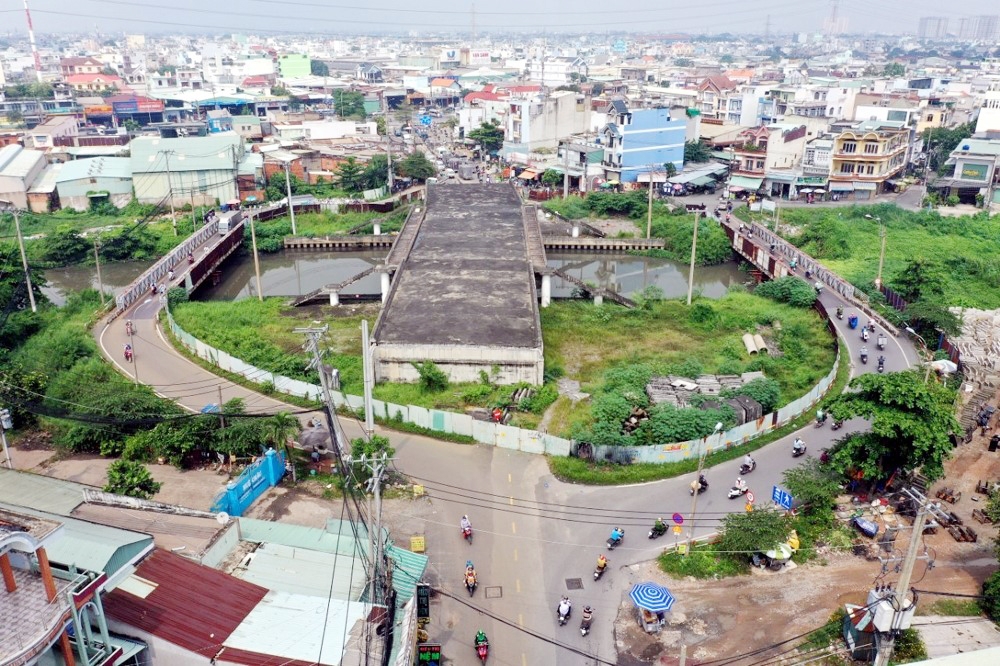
[375,183,541,349]
[913,615,1000,658]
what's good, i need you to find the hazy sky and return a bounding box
[6,0,1000,36]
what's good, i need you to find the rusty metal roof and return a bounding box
[103,549,267,655]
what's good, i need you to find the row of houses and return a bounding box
[0,467,425,666]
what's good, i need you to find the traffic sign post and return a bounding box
[419,115,432,126]
[771,485,793,510]
[672,525,683,535]
[672,513,684,525]
[746,490,755,504]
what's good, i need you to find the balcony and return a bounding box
[0,569,80,666]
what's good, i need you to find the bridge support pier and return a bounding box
[329,291,339,306]
[571,224,580,238]
[594,293,603,306]
[540,274,551,308]
[380,271,391,303]
[373,222,381,236]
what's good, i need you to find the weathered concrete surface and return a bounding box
[373,183,543,383]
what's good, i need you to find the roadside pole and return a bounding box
[684,423,721,554]
[685,209,699,306]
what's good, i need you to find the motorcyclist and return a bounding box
[596,554,608,571]
[878,355,886,368]
[460,515,472,532]
[698,473,708,490]
[860,346,869,360]
[475,630,488,647]
[836,306,843,319]
[610,527,624,543]
[793,437,805,453]
[558,596,572,618]
[735,476,747,492]
[816,408,826,423]
[653,517,666,533]
[743,453,754,469]
[581,606,594,624]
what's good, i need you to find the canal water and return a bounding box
[43,250,747,304]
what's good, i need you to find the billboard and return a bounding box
[113,98,164,114]
[85,105,113,116]
[469,50,491,65]
[959,163,988,181]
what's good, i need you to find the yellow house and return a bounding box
[829,120,909,200]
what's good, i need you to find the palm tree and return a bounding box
[267,412,301,481]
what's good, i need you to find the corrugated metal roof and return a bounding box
[1,502,152,576]
[57,157,132,183]
[130,133,243,174]
[237,542,367,600]
[224,591,368,666]
[103,549,268,652]
[29,163,63,194]
[384,544,427,603]
[239,517,364,556]
[0,144,45,179]
[0,469,87,515]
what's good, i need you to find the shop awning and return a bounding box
[830,182,855,192]
[729,176,763,189]
[518,169,539,179]
[853,181,877,191]
[691,176,716,187]
[766,172,797,183]
[111,635,148,665]
[637,172,668,183]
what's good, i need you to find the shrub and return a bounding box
[518,384,558,414]
[104,460,162,499]
[413,361,448,392]
[726,377,781,413]
[754,277,817,307]
[983,570,1000,622]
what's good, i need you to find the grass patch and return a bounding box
[267,208,410,237]
[800,609,847,654]
[917,598,983,617]
[747,203,1000,309]
[658,542,749,579]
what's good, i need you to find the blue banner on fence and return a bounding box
[211,449,285,516]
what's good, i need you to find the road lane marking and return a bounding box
[509,495,514,506]
[508,473,512,483]
[511,522,516,534]
[516,578,521,593]
[522,654,527,666]
[518,613,524,627]
[513,549,518,562]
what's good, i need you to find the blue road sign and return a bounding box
[419,115,432,126]
[772,485,793,510]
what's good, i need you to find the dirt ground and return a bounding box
[613,427,1000,666]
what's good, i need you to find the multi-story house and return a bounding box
[601,100,687,183]
[59,56,104,77]
[502,90,590,154]
[801,137,834,192]
[697,75,737,120]
[727,123,810,198]
[525,56,588,87]
[938,138,1000,206]
[828,120,909,199]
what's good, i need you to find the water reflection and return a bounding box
[44,250,746,305]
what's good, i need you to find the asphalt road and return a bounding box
[96,202,919,666]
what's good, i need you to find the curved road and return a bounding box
[96,224,919,666]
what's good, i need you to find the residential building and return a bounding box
[60,56,104,76]
[64,73,125,93]
[130,132,252,206]
[697,76,737,120]
[937,137,1000,206]
[207,109,234,133]
[270,119,377,141]
[829,120,909,199]
[0,144,47,209]
[26,116,78,149]
[503,90,590,154]
[56,156,134,211]
[232,114,263,140]
[277,53,311,79]
[728,123,810,197]
[957,15,999,41]
[601,101,687,183]
[525,56,587,87]
[976,91,1000,134]
[918,17,949,39]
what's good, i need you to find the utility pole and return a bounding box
[684,423,722,554]
[646,166,655,239]
[93,240,106,306]
[873,490,934,666]
[248,210,264,302]
[383,95,394,192]
[361,320,375,437]
[1,408,14,469]
[284,160,297,235]
[876,224,887,289]
[686,209,699,306]
[162,150,178,236]
[562,143,570,199]
[3,204,38,313]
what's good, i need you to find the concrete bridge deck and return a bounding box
[372,183,545,384]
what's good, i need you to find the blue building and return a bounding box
[601,100,687,183]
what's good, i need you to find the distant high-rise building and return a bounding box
[918,16,948,39]
[957,15,999,41]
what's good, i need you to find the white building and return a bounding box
[270,120,377,141]
[0,144,47,209]
[975,91,1000,134]
[502,90,590,153]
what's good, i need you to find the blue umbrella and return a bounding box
[629,582,676,613]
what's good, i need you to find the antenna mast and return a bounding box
[24,0,43,82]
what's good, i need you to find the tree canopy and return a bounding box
[336,90,367,119]
[468,120,505,153]
[717,508,792,559]
[336,157,365,192]
[396,151,436,181]
[310,59,329,77]
[683,140,713,163]
[825,370,960,482]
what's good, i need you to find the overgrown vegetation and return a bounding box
[104,460,162,499]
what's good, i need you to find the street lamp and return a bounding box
[685,421,723,555]
[864,214,886,289]
[905,326,933,384]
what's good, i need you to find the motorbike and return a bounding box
[690,476,709,496]
[877,334,887,350]
[831,420,843,431]
[475,638,489,663]
[815,414,827,428]
[607,530,624,550]
[836,307,843,320]
[557,601,572,626]
[580,613,593,637]
[594,564,607,581]
[739,459,756,475]
[792,441,807,457]
[728,485,749,500]
[648,523,667,539]
[125,321,134,336]
[861,328,869,342]
[124,347,133,363]
[848,314,859,329]
[187,254,194,265]
[462,525,473,544]
[860,352,868,365]
[877,358,885,373]
[466,575,477,597]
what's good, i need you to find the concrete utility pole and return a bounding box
[1,408,14,469]
[684,423,722,554]
[162,150,178,236]
[685,209,699,306]
[248,210,263,302]
[1,203,37,313]
[283,160,297,235]
[646,167,655,239]
[562,143,570,199]
[873,491,931,666]
[93,240,106,306]
[361,320,375,437]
